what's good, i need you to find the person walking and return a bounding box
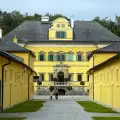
[54,88,59,100]
[50,90,53,100]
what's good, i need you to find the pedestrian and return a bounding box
[50,90,53,100]
[54,88,58,100]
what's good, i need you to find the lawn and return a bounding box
[77,101,116,113]
[0,118,25,120]
[3,100,45,113]
[93,117,120,120]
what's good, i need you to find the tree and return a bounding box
[93,16,120,37]
[80,81,85,95]
[49,86,54,92]
[64,78,69,82]
[1,9,120,37]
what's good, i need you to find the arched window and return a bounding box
[76,52,84,61]
[38,51,45,61]
[33,52,36,61]
[68,51,74,61]
[48,52,54,61]
[56,51,66,61]
[86,51,91,61]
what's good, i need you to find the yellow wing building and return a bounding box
[88,42,120,112]
[3,16,120,95]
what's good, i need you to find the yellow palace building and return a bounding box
[3,16,120,95]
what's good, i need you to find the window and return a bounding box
[57,54,61,61]
[78,74,82,81]
[33,52,36,61]
[62,24,65,28]
[61,54,66,61]
[49,74,53,81]
[76,52,84,61]
[34,76,39,82]
[86,52,90,61]
[38,52,45,61]
[39,74,44,81]
[69,74,73,81]
[68,53,73,61]
[87,75,89,81]
[57,53,66,61]
[57,24,60,28]
[48,52,54,61]
[56,31,66,38]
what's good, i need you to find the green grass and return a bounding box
[0,118,25,120]
[93,117,120,120]
[3,100,45,113]
[77,101,116,113]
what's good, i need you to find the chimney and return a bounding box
[13,36,18,44]
[0,28,2,38]
[70,16,74,28]
[41,16,49,22]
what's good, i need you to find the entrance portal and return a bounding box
[58,89,65,95]
[58,71,64,82]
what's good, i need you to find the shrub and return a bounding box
[67,86,72,91]
[37,81,42,85]
[80,81,85,86]
[64,78,69,82]
[53,78,57,82]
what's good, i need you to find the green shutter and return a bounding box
[86,54,88,61]
[76,54,78,61]
[48,55,50,61]
[68,54,73,61]
[53,54,56,61]
[64,32,66,38]
[44,54,46,61]
[38,55,40,61]
[81,55,84,61]
[64,54,66,61]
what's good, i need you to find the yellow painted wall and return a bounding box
[89,57,120,109]
[89,53,116,69]
[49,17,73,40]
[10,52,34,70]
[0,56,34,110]
[25,45,97,89]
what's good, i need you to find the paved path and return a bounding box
[0,96,120,120]
[27,97,92,120]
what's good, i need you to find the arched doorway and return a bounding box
[58,71,64,82]
[58,89,65,95]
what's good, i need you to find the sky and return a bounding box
[0,0,120,21]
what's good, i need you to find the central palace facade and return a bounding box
[3,17,120,95]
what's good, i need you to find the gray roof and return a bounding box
[88,41,120,59]
[0,49,24,62]
[87,54,120,74]
[0,38,32,52]
[3,20,120,43]
[93,41,120,53]
[0,49,34,71]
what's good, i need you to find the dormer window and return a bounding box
[57,24,60,28]
[62,24,65,28]
[56,31,66,38]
